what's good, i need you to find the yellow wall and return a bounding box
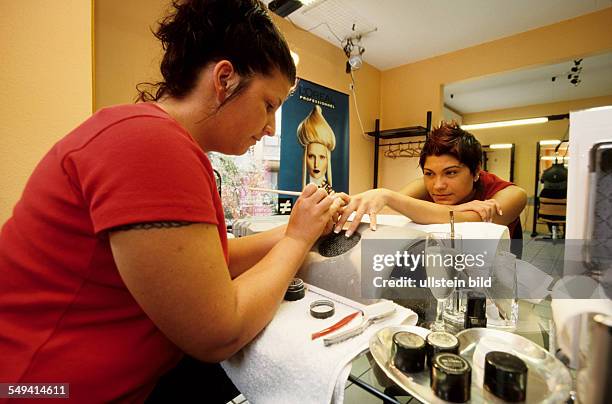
[0,0,93,224]
[94,0,169,109]
[94,1,381,195]
[464,95,612,233]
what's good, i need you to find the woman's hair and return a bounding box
[296,105,336,186]
[136,0,296,102]
[419,121,482,174]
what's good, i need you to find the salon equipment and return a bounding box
[425,331,459,368]
[323,305,396,346]
[309,299,335,319]
[464,291,487,329]
[311,311,361,340]
[370,326,572,403]
[222,284,417,404]
[430,353,471,403]
[248,180,336,198]
[284,278,305,301]
[298,222,429,304]
[392,332,426,373]
[483,351,528,402]
[248,187,302,196]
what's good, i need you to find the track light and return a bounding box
[343,37,365,73]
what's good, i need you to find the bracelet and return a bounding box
[309,299,335,319]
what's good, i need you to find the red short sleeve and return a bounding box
[64,116,218,234]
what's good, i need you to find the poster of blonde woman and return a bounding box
[297,105,336,187]
[279,79,349,200]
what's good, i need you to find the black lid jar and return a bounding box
[484,351,528,402]
[392,331,426,373]
[430,352,472,403]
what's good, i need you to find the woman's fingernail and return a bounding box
[372,225,377,231]
[334,226,341,233]
[499,210,503,216]
[345,230,352,237]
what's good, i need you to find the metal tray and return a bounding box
[369,326,572,403]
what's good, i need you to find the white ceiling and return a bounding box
[266,0,612,114]
[270,0,612,70]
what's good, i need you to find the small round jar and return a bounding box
[426,331,460,368]
[430,353,471,402]
[284,278,305,301]
[392,332,426,373]
[484,351,528,402]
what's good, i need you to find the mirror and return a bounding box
[442,51,612,235]
[482,144,515,182]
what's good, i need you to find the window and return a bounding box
[208,109,283,222]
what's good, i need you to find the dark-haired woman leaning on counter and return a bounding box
[336,122,527,251]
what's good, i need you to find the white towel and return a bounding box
[221,284,417,404]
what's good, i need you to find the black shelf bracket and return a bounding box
[368,111,432,188]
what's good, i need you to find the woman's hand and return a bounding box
[285,184,345,247]
[335,188,390,236]
[452,199,502,222]
[322,192,350,235]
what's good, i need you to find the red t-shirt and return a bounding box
[0,103,228,402]
[474,170,521,238]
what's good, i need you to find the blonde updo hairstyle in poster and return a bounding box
[296,105,337,187]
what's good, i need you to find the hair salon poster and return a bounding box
[279,79,349,203]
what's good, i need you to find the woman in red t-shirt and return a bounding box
[336,122,527,239]
[0,1,347,402]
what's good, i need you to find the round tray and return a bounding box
[369,326,572,403]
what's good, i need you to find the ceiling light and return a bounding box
[348,54,363,70]
[586,105,612,112]
[539,140,561,146]
[489,143,513,149]
[461,117,548,130]
[343,36,365,73]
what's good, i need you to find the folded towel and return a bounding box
[221,284,417,404]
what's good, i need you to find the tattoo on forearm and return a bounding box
[111,221,194,232]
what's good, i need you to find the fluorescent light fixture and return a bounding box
[539,140,561,146]
[461,117,548,130]
[489,143,513,149]
[542,156,569,161]
[585,105,612,112]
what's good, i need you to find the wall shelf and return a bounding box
[367,111,432,188]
